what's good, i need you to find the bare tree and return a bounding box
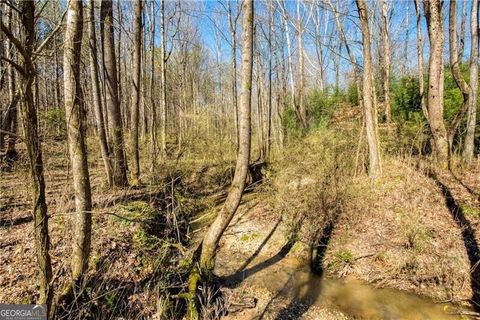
[131,0,143,183]
[414,0,428,119]
[380,0,392,122]
[0,2,19,161]
[160,0,167,157]
[1,0,54,312]
[227,0,240,149]
[88,0,112,185]
[464,0,478,162]
[278,0,306,129]
[200,0,254,272]
[457,0,467,62]
[63,0,92,284]
[148,0,157,171]
[296,0,306,126]
[101,0,129,186]
[448,0,471,155]
[356,0,382,179]
[424,0,449,164]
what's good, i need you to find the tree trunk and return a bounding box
[326,0,363,112]
[130,0,142,183]
[227,1,239,150]
[1,2,18,158]
[160,0,167,157]
[149,0,157,171]
[297,0,306,126]
[458,0,467,62]
[463,0,478,162]
[448,0,471,155]
[356,0,382,179]
[200,0,254,272]
[0,0,54,311]
[266,3,273,159]
[88,0,112,186]
[380,0,392,122]
[424,0,449,164]
[414,0,428,119]
[64,0,92,281]
[279,0,305,129]
[100,0,129,186]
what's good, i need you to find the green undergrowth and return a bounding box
[58,159,241,319]
[267,125,357,251]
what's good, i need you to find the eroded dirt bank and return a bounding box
[213,158,480,319]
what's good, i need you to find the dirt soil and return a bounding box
[1,139,480,319]
[212,159,480,320]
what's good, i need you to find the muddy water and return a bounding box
[283,269,469,320]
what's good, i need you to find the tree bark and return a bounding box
[448,0,471,154]
[463,0,478,163]
[424,0,449,164]
[297,0,306,126]
[149,0,157,171]
[200,0,254,272]
[130,0,143,183]
[380,0,392,122]
[0,0,54,311]
[326,0,363,112]
[279,0,305,129]
[160,0,167,157]
[88,0,112,185]
[64,0,92,281]
[414,0,428,119]
[458,0,467,62]
[356,0,382,179]
[100,0,129,186]
[1,2,17,156]
[227,1,239,150]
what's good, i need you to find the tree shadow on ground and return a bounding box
[0,215,32,227]
[450,170,480,200]
[428,171,480,310]
[273,210,341,319]
[221,217,295,289]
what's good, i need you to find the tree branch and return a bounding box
[0,56,24,75]
[33,7,68,61]
[0,20,29,62]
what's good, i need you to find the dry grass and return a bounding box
[322,157,473,303]
[0,136,238,319]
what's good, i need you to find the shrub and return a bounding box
[40,107,66,139]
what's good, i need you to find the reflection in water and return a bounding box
[279,268,466,320]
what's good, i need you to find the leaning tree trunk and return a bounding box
[100,0,129,187]
[130,0,142,183]
[63,0,92,283]
[200,0,254,272]
[448,0,471,158]
[356,0,382,179]
[88,0,112,185]
[463,0,478,163]
[424,0,449,164]
[0,0,54,312]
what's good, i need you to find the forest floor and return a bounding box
[212,158,480,319]
[1,124,480,319]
